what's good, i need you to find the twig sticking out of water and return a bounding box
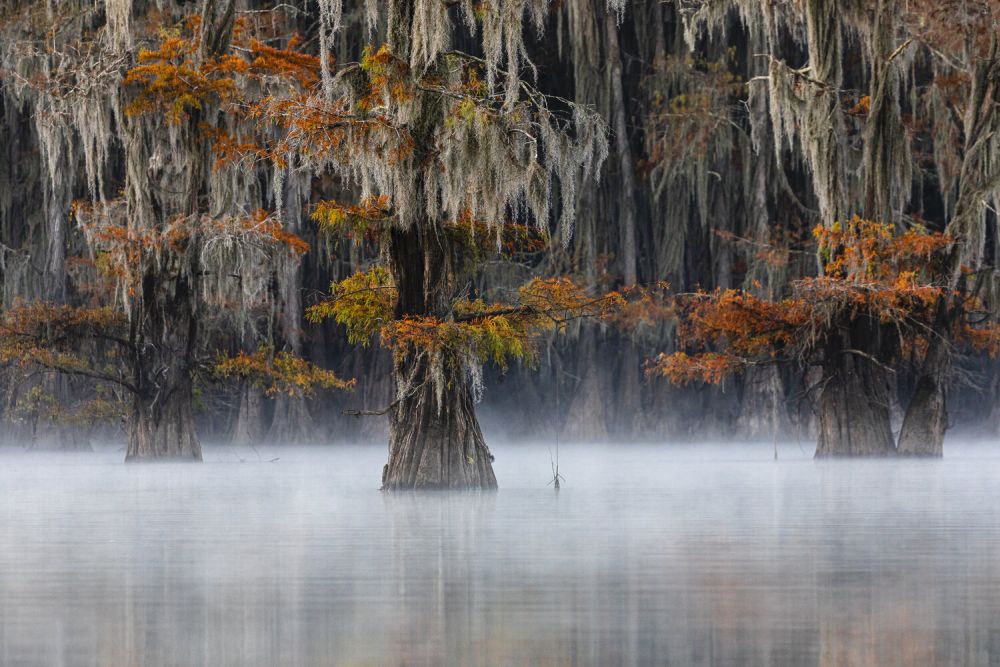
[548,446,565,490]
[549,367,565,490]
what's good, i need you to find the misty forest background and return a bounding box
[2,0,999,452]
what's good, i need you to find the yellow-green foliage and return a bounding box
[310,195,392,239]
[467,315,535,368]
[443,218,548,259]
[306,266,397,345]
[214,346,353,397]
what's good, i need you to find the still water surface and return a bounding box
[2,442,1000,666]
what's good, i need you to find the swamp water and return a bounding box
[1,442,1000,666]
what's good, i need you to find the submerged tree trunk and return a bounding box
[813,0,906,460]
[118,6,244,462]
[34,376,94,452]
[231,381,266,445]
[896,368,947,457]
[381,223,497,490]
[128,377,201,461]
[383,353,497,490]
[815,321,896,457]
[737,366,790,440]
[126,262,202,462]
[896,308,951,457]
[562,328,611,441]
[268,395,316,444]
[376,5,497,489]
[816,366,895,457]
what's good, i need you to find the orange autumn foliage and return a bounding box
[847,95,871,116]
[649,219,975,385]
[124,19,322,167]
[213,209,310,256]
[0,14,348,422]
[123,18,247,122]
[813,217,951,282]
[0,302,133,391]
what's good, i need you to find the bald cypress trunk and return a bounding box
[384,351,497,490]
[126,262,202,461]
[810,0,901,459]
[231,381,266,446]
[382,223,496,490]
[119,5,241,462]
[896,303,951,457]
[895,45,1000,457]
[119,107,203,462]
[561,329,610,441]
[606,11,637,286]
[815,319,896,457]
[128,379,201,461]
[375,0,498,489]
[816,363,896,457]
[267,165,316,444]
[896,367,947,457]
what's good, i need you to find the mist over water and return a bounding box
[2,442,1000,666]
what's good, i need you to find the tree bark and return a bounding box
[33,375,94,452]
[606,10,637,286]
[231,380,266,445]
[267,395,316,444]
[126,260,202,461]
[815,321,896,457]
[128,377,201,461]
[896,305,950,457]
[376,6,497,489]
[118,3,247,462]
[44,182,68,304]
[383,352,497,490]
[562,328,610,441]
[896,370,947,457]
[737,366,789,440]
